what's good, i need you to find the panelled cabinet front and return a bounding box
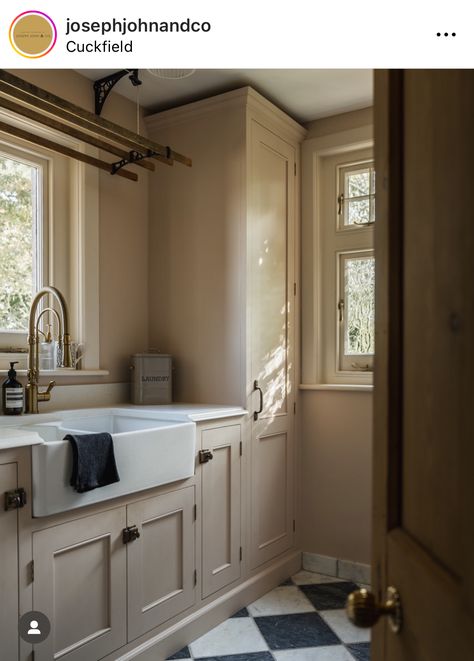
[201,425,241,598]
[248,120,296,568]
[127,486,195,640]
[146,89,303,573]
[0,461,20,661]
[32,508,127,661]
[31,487,196,657]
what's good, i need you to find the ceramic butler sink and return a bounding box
[27,408,196,516]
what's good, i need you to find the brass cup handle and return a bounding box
[253,380,263,421]
[346,587,402,633]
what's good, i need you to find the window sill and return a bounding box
[299,383,373,392]
[0,369,109,378]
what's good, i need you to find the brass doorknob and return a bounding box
[346,586,402,633]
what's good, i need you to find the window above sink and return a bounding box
[0,107,101,371]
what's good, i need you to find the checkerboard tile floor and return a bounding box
[166,571,370,661]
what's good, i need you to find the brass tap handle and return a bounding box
[346,587,402,633]
[37,380,56,402]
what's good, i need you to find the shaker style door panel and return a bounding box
[251,425,294,567]
[32,507,127,661]
[248,120,296,568]
[127,486,195,640]
[248,121,295,420]
[201,425,241,598]
[0,462,19,661]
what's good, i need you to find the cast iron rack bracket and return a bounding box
[111,147,172,174]
[94,69,142,116]
[0,70,192,181]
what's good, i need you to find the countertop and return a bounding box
[0,403,247,449]
[0,427,43,450]
[117,404,248,422]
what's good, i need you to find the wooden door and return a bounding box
[0,462,19,661]
[127,486,195,640]
[248,120,296,568]
[201,425,241,598]
[32,507,127,661]
[372,70,474,660]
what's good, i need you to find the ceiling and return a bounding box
[76,69,373,124]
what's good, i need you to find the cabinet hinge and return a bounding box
[293,282,296,296]
[293,401,296,414]
[194,569,197,587]
[30,560,34,583]
[4,487,27,511]
[239,441,243,457]
[293,519,296,533]
[239,546,243,562]
[193,504,197,521]
[294,162,297,176]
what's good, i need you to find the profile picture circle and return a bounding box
[18,610,51,643]
[9,11,57,58]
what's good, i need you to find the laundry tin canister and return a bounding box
[130,353,172,404]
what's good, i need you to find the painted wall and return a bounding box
[301,106,374,565]
[305,106,373,139]
[6,69,150,384]
[301,390,373,564]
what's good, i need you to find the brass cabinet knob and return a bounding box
[346,586,402,633]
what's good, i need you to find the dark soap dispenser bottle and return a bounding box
[2,361,24,415]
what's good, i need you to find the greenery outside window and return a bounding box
[338,250,375,372]
[0,148,47,344]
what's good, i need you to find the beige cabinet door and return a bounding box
[0,462,19,661]
[370,70,474,660]
[201,425,241,598]
[32,507,127,661]
[127,486,195,640]
[248,120,296,569]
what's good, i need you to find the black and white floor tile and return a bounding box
[166,570,370,661]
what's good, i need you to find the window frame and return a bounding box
[322,150,375,384]
[337,249,375,373]
[0,143,50,346]
[337,160,376,231]
[0,107,100,371]
[300,128,375,388]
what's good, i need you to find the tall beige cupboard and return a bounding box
[146,87,306,570]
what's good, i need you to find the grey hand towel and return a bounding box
[65,432,120,493]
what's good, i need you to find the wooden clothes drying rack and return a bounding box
[0,70,192,181]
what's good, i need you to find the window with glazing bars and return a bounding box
[336,159,375,373]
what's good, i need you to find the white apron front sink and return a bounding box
[26,408,196,516]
